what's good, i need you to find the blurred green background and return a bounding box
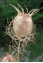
[0,0,43,62]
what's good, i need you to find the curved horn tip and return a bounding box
[9,4,21,13]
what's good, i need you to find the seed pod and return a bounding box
[9,3,39,37]
[2,54,17,62]
[13,13,33,37]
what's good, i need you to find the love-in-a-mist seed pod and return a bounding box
[13,13,33,37]
[9,2,40,37]
[2,54,17,62]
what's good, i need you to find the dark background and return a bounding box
[0,0,43,61]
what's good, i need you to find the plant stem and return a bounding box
[18,41,20,62]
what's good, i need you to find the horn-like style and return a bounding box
[9,4,21,13]
[29,9,39,17]
[13,0,24,13]
[24,5,28,13]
